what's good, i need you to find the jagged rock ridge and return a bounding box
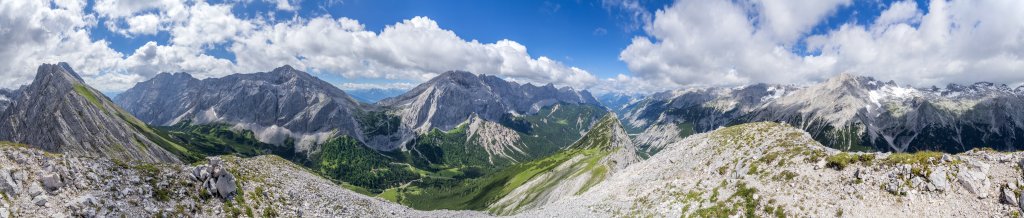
[745,74,1024,152]
[0,63,179,163]
[623,83,795,153]
[625,73,1024,153]
[378,71,601,134]
[114,65,365,152]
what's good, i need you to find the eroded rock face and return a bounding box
[0,88,19,114]
[379,71,601,135]
[114,65,365,150]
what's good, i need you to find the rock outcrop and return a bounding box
[190,157,237,199]
[0,63,178,163]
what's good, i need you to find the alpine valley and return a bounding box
[2,63,1024,217]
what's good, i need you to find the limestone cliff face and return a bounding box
[0,88,19,113]
[114,65,365,151]
[378,71,600,134]
[0,63,179,163]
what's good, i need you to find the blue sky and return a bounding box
[3,0,1023,94]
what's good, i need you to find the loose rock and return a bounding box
[32,195,47,207]
[1002,186,1018,205]
[0,169,19,196]
[39,173,63,192]
[27,183,43,197]
[928,168,950,192]
[958,159,992,198]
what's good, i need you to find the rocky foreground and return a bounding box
[3,122,1024,217]
[525,122,1024,217]
[0,142,480,217]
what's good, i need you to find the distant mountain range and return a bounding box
[345,88,407,103]
[596,92,644,115]
[624,73,1024,153]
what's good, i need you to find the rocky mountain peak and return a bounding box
[430,71,485,89]
[152,72,196,81]
[0,63,180,163]
[268,64,315,81]
[436,70,477,79]
[937,81,1016,98]
[821,73,883,92]
[275,64,296,71]
[34,63,86,86]
[969,82,1011,92]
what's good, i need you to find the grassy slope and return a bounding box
[393,115,622,212]
[74,83,196,162]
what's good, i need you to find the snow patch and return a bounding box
[760,86,787,102]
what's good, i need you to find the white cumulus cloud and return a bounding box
[125,14,161,35]
[622,0,1024,89]
[0,1,598,93]
[231,16,599,88]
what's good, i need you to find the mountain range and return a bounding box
[379,71,600,133]
[2,62,1024,217]
[624,73,1024,154]
[345,88,407,103]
